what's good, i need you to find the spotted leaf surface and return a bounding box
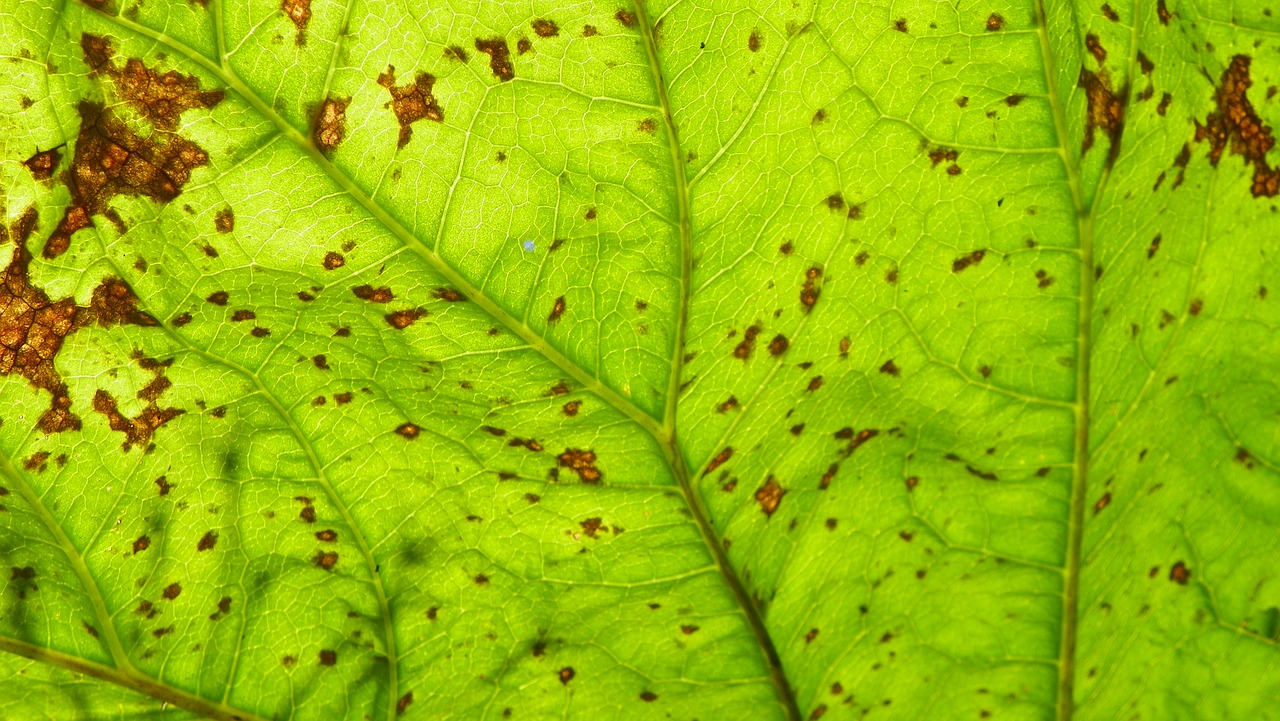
[1,0,1278,720]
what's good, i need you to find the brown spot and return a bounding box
[474,574,489,585]
[299,506,316,523]
[1157,92,1172,116]
[580,517,604,538]
[133,535,150,554]
[583,24,599,36]
[385,309,426,329]
[169,312,193,328]
[956,96,969,107]
[154,476,173,495]
[985,14,1004,31]
[322,251,345,270]
[805,628,819,644]
[1189,298,1203,316]
[22,147,61,181]
[79,34,224,132]
[966,465,998,481]
[1100,3,1119,21]
[396,423,421,439]
[162,582,182,600]
[703,447,733,476]
[532,19,559,37]
[1093,492,1112,514]
[1148,234,1162,258]
[313,551,339,570]
[202,291,229,308]
[680,624,699,635]
[312,354,329,370]
[557,448,602,483]
[22,451,49,472]
[615,8,637,27]
[352,285,395,303]
[928,147,959,167]
[197,531,218,551]
[47,101,212,259]
[1085,34,1106,64]
[880,359,900,376]
[443,45,469,63]
[507,437,544,452]
[755,476,785,516]
[377,66,443,149]
[768,334,789,356]
[231,309,256,322]
[1005,94,1026,106]
[1194,56,1280,197]
[806,376,824,392]
[732,323,763,359]
[313,97,349,153]
[1169,560,1190,584]
[558,666,576,684]
[250,327,271,338]
[1157,0,1172,24]
[819,464,838,490]
[516,37,533,55]
[636,118,657,134]
[548,295,566,323]
[824,193,844,211]
[717,396,739,413]
[562,400,582,417]
[1078,67,1127,167]
[546,381,571,396]
[640,691,658,702]
[1035,269,1055,288]
[475,37,514,81]
[433,287,466,302]
[800,266,822,312]
[952,249,985,272]
[396,692,414,716]
[281,0,311,44]
[893,18,908,32]
[748,29,762,52]
[1137,52,1154,75]
[885,268,899,284]
[315,529,338,543]
[90,356,184,452]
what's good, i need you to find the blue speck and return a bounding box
[522,240,536,251]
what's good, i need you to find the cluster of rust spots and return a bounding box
[1,209,165,435]
[733,323,761,359]
[755,476,785,516]
[952,249,985,273]
[49,96,213,259]
[615,8,637,27]
[927,146,960,175]
[1194,56,1279,197]
[800,267,822,312]
[281,0,312,45]
[532,19,559,37]
[314,98,349,153]
[92,354,184,452]
[377,66,443,149]
[1078,62,1128,167]
[22,147,62,181]
[81,34,223,132]
[557,448,601,483]
[296,496,317,523]
[475,38,514,81]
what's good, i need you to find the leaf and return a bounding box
[1,0,1278,719]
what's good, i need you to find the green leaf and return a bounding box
[1,0,1278,719]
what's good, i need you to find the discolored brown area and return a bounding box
[985,14,1004,31]
[768,334,789,356]
[314,551,338,570]
[352,285,394,303]
[475,38,514,81]
[583,25,599,37]
[22,147,62,181]
[214,207,234,233]
[558,667,575,684]
[433,287,466,302]
[1169,560,1190,584]
[928,146,958,167]
[1194,55,1280,197]
[1085,34,1106,64]
[1078,67,1127,168]
[548,295,566,323]
[734,323,761,359]
[748,29,761,52]
[755,476,785,516]
[132,535,150,553]
[444,45,469,63]
[386,309,426,329]
[517,37,532,55]
[800,266,822,312]
[162,582,182,600]
[615,8,637,27]
[557,448,601,483]
[197,531,218,551]
[47,101,212,259]
[532,19,559,37]
[377,66,443,149]
[562,400,581,416]
[90,354,184,451]
[80,35,224,132]
[703,447,733,476]
[313,98,349,153]
[952,249,985,272]
[396,423,421,439]
[281,0,311,45]
[319,649,337,666]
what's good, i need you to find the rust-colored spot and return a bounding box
[1157,0,1172,24]
[314,551,338,570]
[209,596,232,621]
[396,423,421,439]
[806,376,824,392]
[548,295,566,323]
[1078,67,1127,168]
[385,309,426,329]
[580,517,603,538]
[680,624,699,635]
[928,146,959,167]
[396,692,413,716]
[299,506,316,523]
[1100,3,1119,21]
[557,448,602,483]
[1194,56,1280,197]
[562,400,581,416]
[196,531,218,551]
[1085,33,1106,64]
[800,266,822,312]
[1169,560,1190,584]
[433,287,466,302]
[90,355,184,451]
[315,529,337,543]
[231,309,255,322]
[319,649,337,666]
[755,476,785,516]
[1157,92,1172,116]
[475,37,514,81]
[313,97,349,153]
[615,8,636,27]
[985,13,1004,31]
[532,19,559,37]
[250,327,271,337]
[507,437,543,452]
[880,359,900,376]
[1148,234,1161,258]
[377,66,443,149]
[322,251,345,270]
[80,34,224,132]
[352,284,394,303]
[474,573,489,585]
[133,535,150,554]
[516,37,533,55]
[1093,492,1112,514]
[734,323,762,359]
[811,704,827,719]
[805,628,819,643]
[47,101,211,259]
[819,464,838,490]
[558,667,576,684]
[162,582,182,600]
[767,334,789,356]
[1189,298,1203,316]
[748,29,762,52]
[281,0,311,45]
[717,396,739,413]
[22,147,61,181]
[1005,94,1026,106]
[952,249,985,272]
[547,380,571,396]
[704,447,733,476]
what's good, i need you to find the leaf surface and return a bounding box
[1,0,1278,719]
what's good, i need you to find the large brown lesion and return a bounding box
[80,34,224,132]
[0,209,159,435]
[376,66,443,149]
[92,353,184,452]
[1194,55,1280,198]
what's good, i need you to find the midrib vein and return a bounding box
[1033,2,1094,720]
[632,3,800,720]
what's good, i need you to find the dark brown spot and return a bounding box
[313,97,349,153]
[1005,94,1026,106]
[231,309,256,322]
[562,400,582,417]
[162,582,182,600]
[312,354,329,370]
[952,249,985,272]
[315,529,337,543]
[1157,92,1172,116]
[322,251,345,270]
[433,287,466,302]
[444,45,469,62]
[755,476,785,516]
[703,447,733,476]
[985,13,1004,31]
[558,666,576,684]
[548,295,566,323]
[680,624,699,635]
[352,285,395,303]
[396,423,420,439]
[475,37,514,81]
[557,448,602,483]
[22,147,62,181]
[893,18,908,32]
[385,309,426,329]
[1194,56,1280,197]
[396,692,413,716]
[377,66,443,149]
[1137,51,1154,75]
[532,19,559,37]
[1189,298,1203,316]
[880,359,900,376]
[250,327,271,338]
[928,146,959,167]
[748,29,762,52]
[1169,560,1190,584]
[583,24,599,36]
[640,691,658,702]
[615,8,636,27]
[1085,34,1106,64]
[717,396,739,413]
[281,0,311,45]
[819,464,838,490]
[133,535,150,554]
[1148,234,1161,258]
[197,531,218,551]
[733,323,762,359]
[314,551,338,570]
[474,574,489,585]
[579,517,604,538]
[800,266,822,312]
[204,290,229,307]
[885,268,898,284]
[806,376,824,392]
[1093,492,1112,514]
[171,312,192,327]
[768,334,789,356]
[1157,0,1172,24]
[1078,67,1127,168]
